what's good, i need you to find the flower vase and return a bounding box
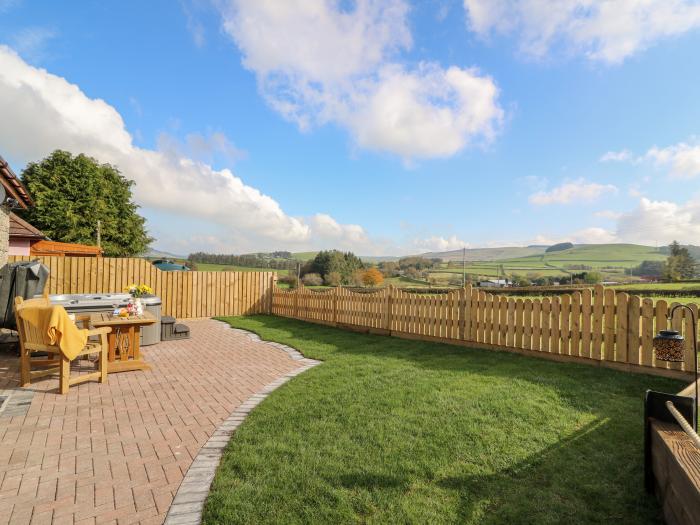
[134,298,143,316]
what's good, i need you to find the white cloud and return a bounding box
[529,178,618,205]
[628,185,644,198]
[157,131,247,165]
[616,197,700,245]
[536,197,700,247]
[181,0,206,48]
[594,210,622,220]
[346,64,502,158]
[600,149,631,162]
[218,0,503,159]
[309,214,371,247]
[9,26,56,62]
[0,45,374,253]
[464,0,700,64]
[572,227,617,244]
[645,142,700,179]
[530,227,616,245]
[601,139,700,178]
[413,235,469,252]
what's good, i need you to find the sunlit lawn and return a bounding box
[204,315,681,524]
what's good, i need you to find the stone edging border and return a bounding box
[164,328,321,525]
[0,388,35,418]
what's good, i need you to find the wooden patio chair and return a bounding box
[15,296,111,394]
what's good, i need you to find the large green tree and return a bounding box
[304,250,364,284]
[20,150,152,256]
[665,240,697,280]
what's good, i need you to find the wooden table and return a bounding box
[90,311,156,373]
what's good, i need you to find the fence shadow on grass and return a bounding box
[218,315,672,523]
[227,314,684,404]
[435,417,662,524]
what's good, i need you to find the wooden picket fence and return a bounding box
[9,256,275,319]
[273,285,699,379]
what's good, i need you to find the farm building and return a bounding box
[478,279,509,287]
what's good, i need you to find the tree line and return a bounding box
[187,252,298,270]
[631,241,697,280]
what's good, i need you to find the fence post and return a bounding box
[269,273,277,314]
[460,285,472,340]
[333,287,338,326]
[385,286,393,331]
[293,287,299,318]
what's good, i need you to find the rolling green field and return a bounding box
[542,244,666,269]
[186,244,674,290]
[291,251,317,261]
[427,244,667,284]
[612,282,700,291]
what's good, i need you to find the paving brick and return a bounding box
[0,319,307,524]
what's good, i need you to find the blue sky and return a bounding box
[1,0,700,255]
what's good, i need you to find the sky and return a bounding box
[1,0,700,256]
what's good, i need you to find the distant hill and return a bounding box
[291,251,318,261]
[359,255,401,263]
[421,246,548,262]
[145,248,186,260]
[212,244,699,270]
[538,244,666,267]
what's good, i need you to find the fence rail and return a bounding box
[9,256,275,319]
[273,285,699,379]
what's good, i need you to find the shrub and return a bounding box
[448,276,464,286]
[583,271,603,284]
[306,250,364,284]
[324,271,342,286]
[546,242,574,253]
[362,268,384,287]
[302,273,324,286]
[511,274,532,287]
[350,269,365,287]
[278,275,299,289]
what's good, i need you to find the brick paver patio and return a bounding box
[0,319,306,524]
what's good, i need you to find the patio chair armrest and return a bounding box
[74,314,92,322]
[87,327,112,337]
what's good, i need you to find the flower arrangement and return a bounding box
[125,283,153,298]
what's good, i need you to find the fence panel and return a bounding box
[9,255,274,318]
[272,284,699,379]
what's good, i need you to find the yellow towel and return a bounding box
[20,305,88,361]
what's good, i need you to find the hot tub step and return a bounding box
[161,316,190,340]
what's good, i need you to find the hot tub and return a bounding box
[49,293,132,313]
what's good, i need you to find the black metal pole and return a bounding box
[669,304,698,431]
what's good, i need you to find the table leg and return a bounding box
[108,333,116,362]
[133,327,141,361]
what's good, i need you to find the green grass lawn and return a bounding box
[203,315,681,525]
